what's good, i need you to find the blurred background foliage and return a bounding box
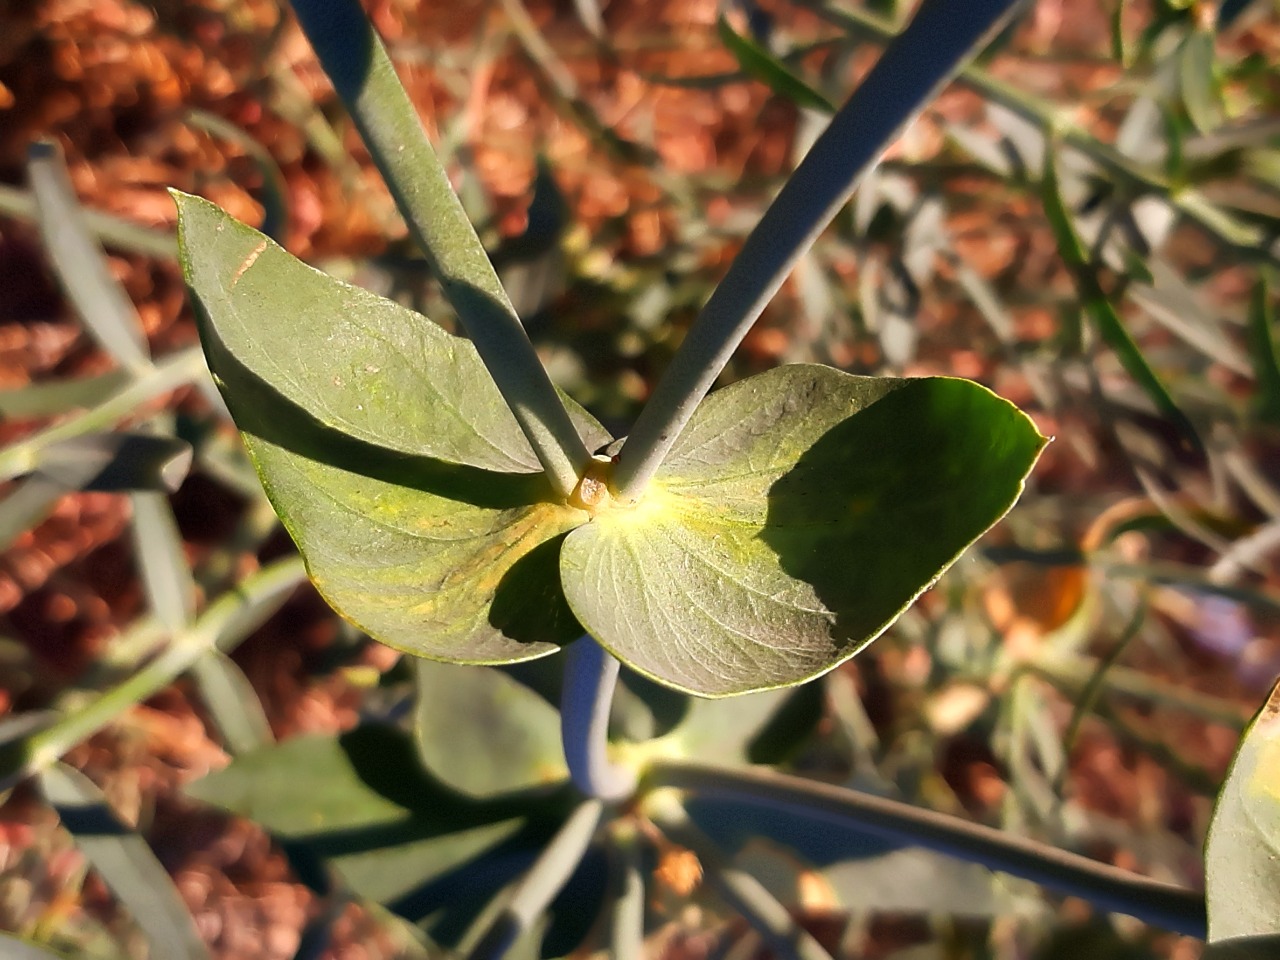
[0,0,1278,956]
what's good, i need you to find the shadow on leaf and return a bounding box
[762,378,1045,648]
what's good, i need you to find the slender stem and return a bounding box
[466,798,605,960]
[288,0,591,500]
[647,793,835,960]
[0,348,207,482]
[646,761,1207,937]
[0,557,306,792]
[0,182,178,260]
[611,0,1024,500]
[560,637,637,801]
[608,829,646,960]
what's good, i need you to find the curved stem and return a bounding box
[288,0,591,500]
[466,798,605,960]
[611,0,1024,500]
[647,760,1207,938]
[560,637,637,801]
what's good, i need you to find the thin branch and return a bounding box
[1,558,306,792]
[466,798,606,960]
[608,829,646,960]
[611,0,1025,500]
[288,0,591,500]
[646,760,1207,937]
[561,637,637,800]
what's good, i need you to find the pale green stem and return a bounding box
[560,637,637,801]
[0,182,177,260]
[466,798,605,960]
[608,829,645,960]
[1028,654,1252,730]
[647,761,1207,937]
[612,0,1025,500]
[0,347,207,482]
[0,557,306,792]
[288,0,591,500]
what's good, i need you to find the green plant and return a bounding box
[169,0,1197,955]
[5,0,1280,958]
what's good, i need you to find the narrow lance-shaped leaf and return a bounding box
[39,762,212,960]
[1040,148,1203,454]
[717,15,835,115]
[1205,677,1280,943]
[561,365,1046,697]
[1179,28,1224,134]
[1246,273,1280,426]
[175,193,610,664]
[27,141,151,374]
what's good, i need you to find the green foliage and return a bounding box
[14,0,1280,954]
[179,196,1044,696]
[1205,678,1280,943]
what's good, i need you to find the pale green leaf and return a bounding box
[185,725,578,949]
[1203,935,1280,960]
[1180,29,1224,134]
[561,366,1045,697]
[1206,678,1280,942]
[175,193,608,664]
[414,660,567,798]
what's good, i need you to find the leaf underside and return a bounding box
[175,192,606,664]
[561,367,1046,697]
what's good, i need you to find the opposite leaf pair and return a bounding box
[176,192,1045,698]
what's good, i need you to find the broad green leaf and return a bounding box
[562,366,1045,697]
[1205,678,1280,942]
[175,193,609,663]
[186,726,576,948]
[717,15,835,115]
[415,660,567,798]
[188,727,548,902]
[39,762,211,960]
